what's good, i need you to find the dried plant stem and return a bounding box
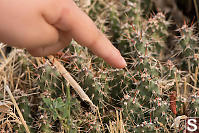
[193,0,199,21]
[35,57,42,67]
[187,83,199,91]
[108,121,114,133]
[119,111,125,133]
[0,48,7,60]
[116,110,119,133]
[108,110,125,133]
[4,84,30,133]
[194,67,198,91]
[174,72,180,97]
[183,77,189,114]
[47,55,97,112]
[184,77,187,98]
[116,110,125,133]
[188,59,191,74]
[97,108,105,131]
[0,49,17,72]
[27,67,31,89]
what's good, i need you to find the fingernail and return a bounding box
[121,56,127,67]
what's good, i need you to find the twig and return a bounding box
[4,84,30,133]
[47,55,97,112]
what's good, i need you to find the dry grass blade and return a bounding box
[183,77,187,98]
[108,110,125,133]
[97,108,105,131]
[119,111,125,133]
[0,49,17,72]
[174,72,180,97]
[47,55,97,112]
[194,66,198,91]
[0,101,12,113]
[193,0,199,21]
[4,84,30,133]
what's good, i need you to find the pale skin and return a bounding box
[0,0,126,68]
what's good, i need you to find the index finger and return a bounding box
[54,0,126,68]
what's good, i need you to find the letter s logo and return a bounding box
[187,119,197,132]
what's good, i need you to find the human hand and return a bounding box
[0,0,126,68]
